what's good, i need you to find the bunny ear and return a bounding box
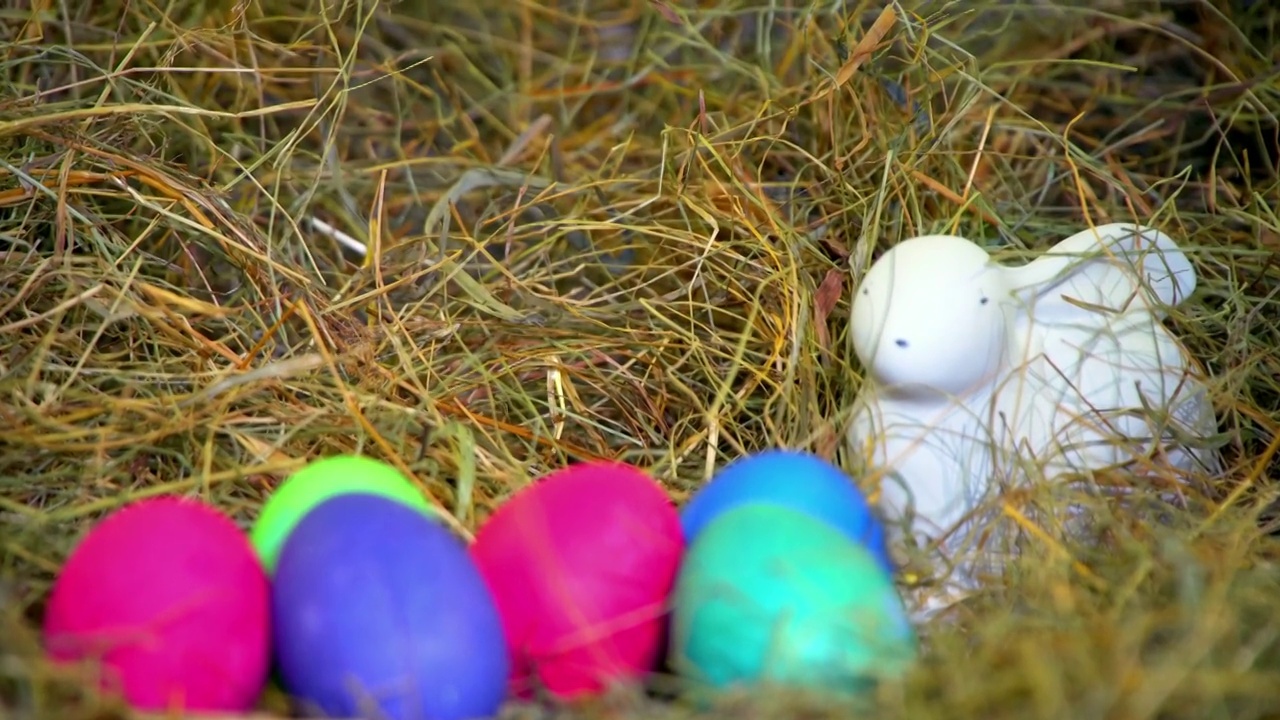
[1003,223,1196,317]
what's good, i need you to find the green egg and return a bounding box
[250,454,437,574]
[669,502,917,696]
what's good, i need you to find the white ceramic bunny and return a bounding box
[845,223,1220,618]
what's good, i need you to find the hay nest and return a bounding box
[2,1,1279,719]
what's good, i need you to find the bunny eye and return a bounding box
[980,296,989,305]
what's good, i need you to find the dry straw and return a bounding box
[2,0,1279,719]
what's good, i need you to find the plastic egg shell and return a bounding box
[42,496,271,713]
[670,503,917,694]
[271,493,508,720]
[679,449,894,572]
[470,461,685,699]
[251,454,436,574]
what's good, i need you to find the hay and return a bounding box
[2,0,1279,718]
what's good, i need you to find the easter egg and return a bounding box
[670,503,917,694]
[272,493,507,720]
[251,454,436,573]
[470,461,684,699]
[679,449,893,572]
[42,496,271,713]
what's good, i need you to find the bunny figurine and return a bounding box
[846,223,1220,618]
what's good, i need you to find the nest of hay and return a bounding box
[2,0,1279,718]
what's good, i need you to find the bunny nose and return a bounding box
[894,339,909,348]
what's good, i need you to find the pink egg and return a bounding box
[43,496,271,713]
[470,461,684,699]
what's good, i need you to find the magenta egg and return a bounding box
[470,461,684,699]
[42,496,271,713]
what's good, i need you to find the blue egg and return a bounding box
[272,494,509,720]
[680,449,893,572]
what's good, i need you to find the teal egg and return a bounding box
[669,503,917,695]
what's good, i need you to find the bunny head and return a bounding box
[851,234,1009,398]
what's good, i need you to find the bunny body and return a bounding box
[999,298,1213,479]
[847,223,1218,616]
